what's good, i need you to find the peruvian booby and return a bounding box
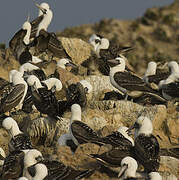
[159,61,179,100]
[65,80,92,110]
[0,78,25,114]
[57,58,77,70]
[9,18,31,61]
[128,116,160,173]
[23,149,44,179]
[58,104,102,152]
[1,150,29,180]
[107,56,163,100]
[30,2,52,39]
[118,156,138,180]
[69,104,102,146]
[25,163,48,180]
[9,70,28,110]
[89,127,134,167]
[30,3,69,58]
[89,34,133,59]
[143,61,169,86]
[2,117,32,152]
[27,75,60,118]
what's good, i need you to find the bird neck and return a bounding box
[23,27,31,45]
[33,164,48,180]
[10,124,22,137]
[36,10,53,36]
[42,78,62,91]
[122,133,134,146]
[135,122,153,138]
[70,111,81,124]
[110,64,125,77]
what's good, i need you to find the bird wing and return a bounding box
[9,29,27,52]
[147,72,170,84]
[30,15,44,38]
[162,82,179,98]
[71,120,103,145]
[101,131,133,148]
[134,134,160,172]
[90,146,132,167]
[114,71,156,92]
[2,150,25,179]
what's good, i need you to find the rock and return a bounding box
[59,37,92,64]
[85,75,117,101]
[160,156,179,178]
[56,67,80,87]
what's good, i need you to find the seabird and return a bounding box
[23,149,44,179]
[25,163,48,180]
[41,77,62,91]
[159,61,179,100]
[27,75,60,118]
[69,104,102,146]
[9,17,31,61]
[9,70,28,110]
[58,104,102,152]
[30,2,52,38]
[128,116,160,173]
[30,3,68,58]
[89,34,133,59]
[2,117,32,152]
[143,61,169,86]
[89,127,134,167]
[107,56,163,100]
[65,80,92,110]
[23,148,94,180]
[1,150,29,180]
[118,156,138,180]
[0,78,25,114]
[57,58,77,70]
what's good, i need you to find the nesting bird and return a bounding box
[107,56,163,100]
[2,117,32,152]
[128,116,160,173]
[159,61,179,100]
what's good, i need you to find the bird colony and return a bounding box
[0,1,178,180]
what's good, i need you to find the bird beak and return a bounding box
[34,1,47,14]
[107,59,120,65]
[65,61,77,68]
[27,13,30,22]
[118,164,128,178]
[127,122,139,135]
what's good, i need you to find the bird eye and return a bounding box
[95,39,101,44]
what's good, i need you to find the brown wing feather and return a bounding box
[30,15,44,38]
[114,72,155,92]
[9,29,27,51]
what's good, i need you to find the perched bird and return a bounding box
[107,56,164,100]
[89,127,134,167]
[24,148,94,180]
[30,3,69,59]
[57,58,77,70]
[23,149,44,179]
[27,75,60,118]
[9,70,28,110]
[159,61,179,100]
[0,77,25,114]
[118,156,138,180]
[9,17,31,61]
[58,104,102,152]
[30,2,53,38]
[128,116,160,173]
[65,80,92,110]
[143,61,169,85]
[1,150,29,180]
[2,117,32,152]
